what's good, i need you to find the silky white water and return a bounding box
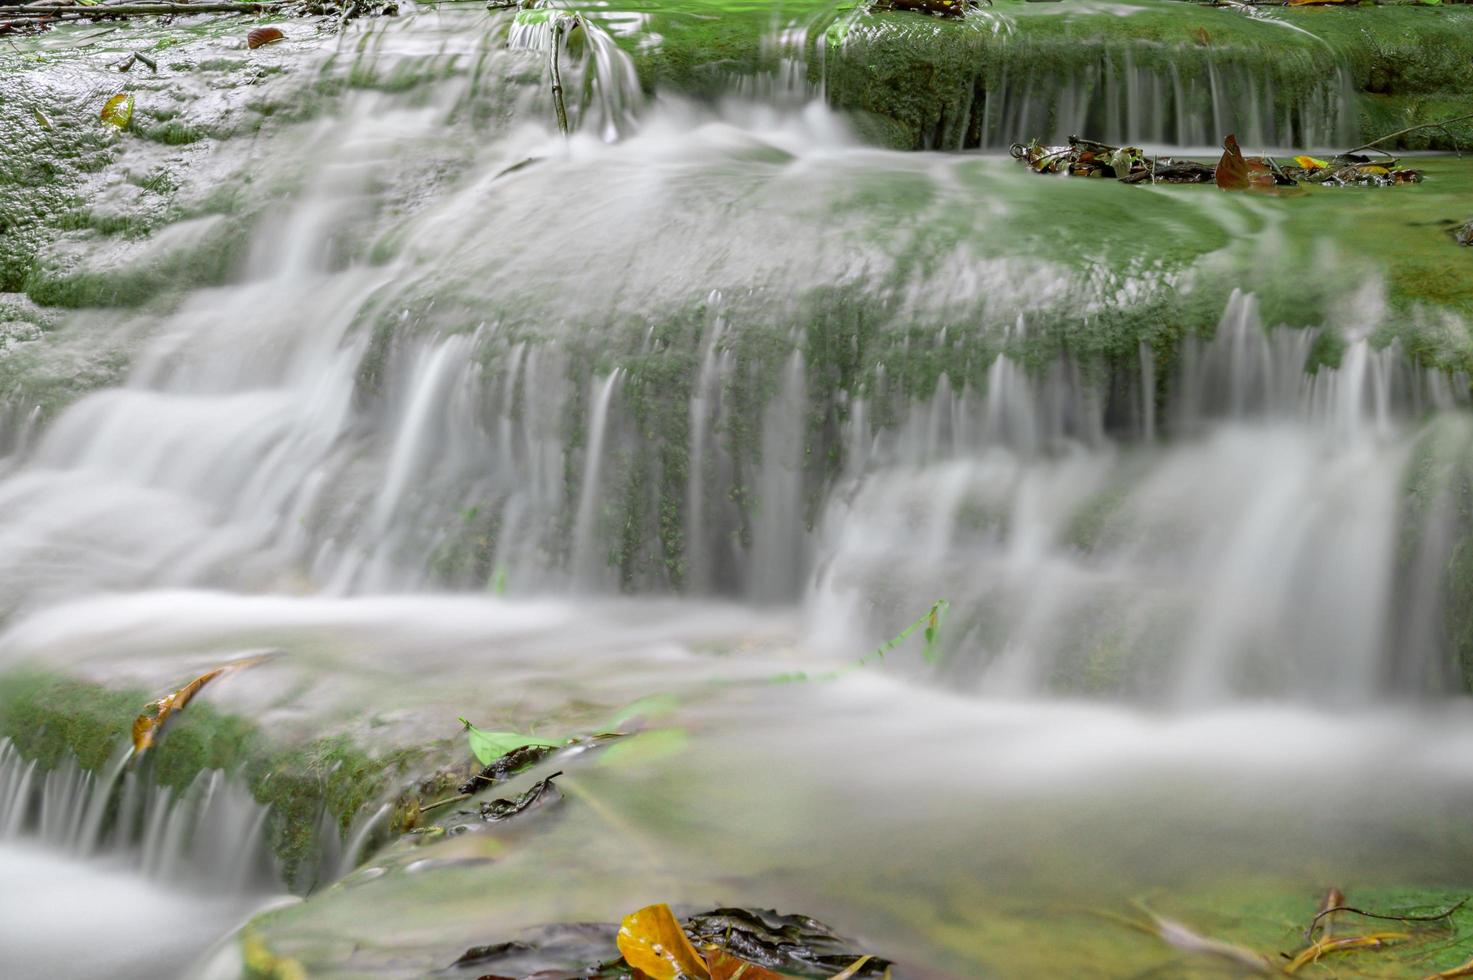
[2,2,1472,976]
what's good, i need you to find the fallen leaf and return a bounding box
[1193,27,1210,46]
[702,947,784,980]
[684,908,890,977]
[617,904,711,980]
[247,27,285,49]
[459,717,560,766]
[1215,134,1275,192]
[458,741,558,794]
[32,107,51,130]
[477,771,563,822]
[1455,220,1473,246]
[133,654,272,753]
[99,93,134,129]
[1294,155,1329,170]
[1285,933,1407,974]
[1287,0,1350,5]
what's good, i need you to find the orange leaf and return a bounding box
[132,654,272,753]
[617,904,710,980]
[701,947,784,980]
[1215,135,1275,192]
[247,27,285,50]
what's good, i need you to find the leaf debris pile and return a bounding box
[448,902,890,979]
[1011,133,1424,189]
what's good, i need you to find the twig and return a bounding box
[1342,111,1473,156]
[1303,898,1468,945]
[417,792,470,813]
[549,16,568,136]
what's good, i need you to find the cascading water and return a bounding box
[4,0,1473,976]
[0,740,282,978]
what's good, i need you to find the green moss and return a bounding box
[0,670,439,889]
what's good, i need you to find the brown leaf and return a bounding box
[1215,134,1275,192]
[132,655,271,753]
[247,27,285,50]
[701,947,784,980]
[617,904,710,980]
[1193,27,1210,46]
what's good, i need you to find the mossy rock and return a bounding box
[0,670,451,888]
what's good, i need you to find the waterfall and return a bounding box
[0,739,277,893]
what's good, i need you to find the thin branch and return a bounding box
[1342,111,1473,156]
[1303,898,1468,945]
[549,16,568,136]
[417,792,470,814]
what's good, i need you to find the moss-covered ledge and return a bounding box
[0,670,460,890]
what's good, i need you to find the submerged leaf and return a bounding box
[458,741,558,794]
[477,771,563,822]
[684,908,890,977]
[702,947,785,980]
[617,903,711,980]
[607,693,680,729]
[459,717,560,766]
[99,93,134,129]
[32,107,52,130]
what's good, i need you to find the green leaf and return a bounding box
[599,728,688,768]
[99,93,134,129]
[606,693,679,729]
[32,108,52,131]
[458,717,559,766]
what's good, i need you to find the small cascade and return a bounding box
[0,739,277,894]
[827,24,1359,150]
[809,301,1466,704]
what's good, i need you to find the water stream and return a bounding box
[3,1,1473,976]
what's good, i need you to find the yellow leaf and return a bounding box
[617,904,710,980]
[99,93,133,129]
[1294,155,1329,170]
[1362,165,1391,175]
[132,654,272,753]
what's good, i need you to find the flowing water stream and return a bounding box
[3,2,1473,977]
